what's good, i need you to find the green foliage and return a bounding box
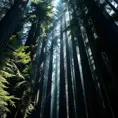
[23,63,32,74]
[0,33,32,116]
[13,46,31,64]
[0,63,15,115]
[30,0,53,37]
[32,0,42,4]
[15,62,34,118]
[24,103,34,118]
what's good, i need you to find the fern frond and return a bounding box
[0,71,15,78]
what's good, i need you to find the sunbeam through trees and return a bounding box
[0,0,118,118]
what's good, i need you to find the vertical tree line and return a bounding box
[1,0,118,118]
[0,0,53,117]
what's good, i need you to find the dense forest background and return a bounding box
[1,0,118,118]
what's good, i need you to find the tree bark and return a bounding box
[0,0,28,57]
[44,32,54,118]
[59,16,67,118]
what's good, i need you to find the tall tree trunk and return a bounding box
[68,8,87,118]
[59,16,67,118]
[88,0,118,81]
[64,12,75,118]
[31,38,47,118]
[25,20,40,46]
[84,1,118,117]
[78,1,111,116]
[44,32,54,118]
[0,0,28,57]
[25,20,40,60]
[32,38,46,106]
[69,0,102,117]
[25,22,37,46]
[80,1,116,117]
